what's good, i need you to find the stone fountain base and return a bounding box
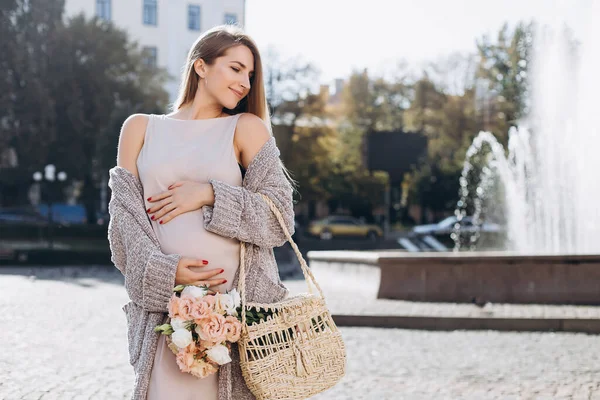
[307,251,600,305]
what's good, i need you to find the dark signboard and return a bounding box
[366,130,428,184]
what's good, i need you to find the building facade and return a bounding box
[64,0,246,105]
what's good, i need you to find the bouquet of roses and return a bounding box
[154,284,243,378]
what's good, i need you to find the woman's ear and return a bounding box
[194,59,207,78]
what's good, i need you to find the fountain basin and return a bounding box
[307,251,600,305]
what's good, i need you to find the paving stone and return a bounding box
[0,265,599,399]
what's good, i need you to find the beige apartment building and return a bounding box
[64,0,246,103]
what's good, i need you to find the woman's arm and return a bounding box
[109,114,180,312]
[116,114,147,179]
[107,199,181,313]
[202,113,295,248]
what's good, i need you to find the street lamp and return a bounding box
[33,165,68,249]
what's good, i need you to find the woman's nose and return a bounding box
[241,76,251,90]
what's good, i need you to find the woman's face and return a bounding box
[197,45,255,110]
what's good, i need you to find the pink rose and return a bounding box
[224,316,242,342]
[194,341,207,353]
[190,299,213,322]
[177,295,196,321]
[175,349,195,373]
[201,294,216,309]
[195,313,227,344]
[183,341,198,354]
[167,294,181,319]
[189,359,219,379]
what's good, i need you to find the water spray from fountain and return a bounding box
[455,3,600,254]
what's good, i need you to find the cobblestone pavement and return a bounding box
[1,266,600,400]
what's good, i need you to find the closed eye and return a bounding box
[231,67,240,72]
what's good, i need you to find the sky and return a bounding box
[245,0,594,85]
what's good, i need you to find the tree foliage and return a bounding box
[3,6,536,226]
[475,22,533,143]
[1,0,168,219]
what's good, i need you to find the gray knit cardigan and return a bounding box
[107,137,294,400]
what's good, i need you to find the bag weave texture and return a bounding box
[237,193,346,400]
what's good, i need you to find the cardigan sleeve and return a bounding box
[202,159,295,249]
[108,198,181,313]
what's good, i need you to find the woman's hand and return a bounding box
[146,181,214,224]
[175,257,226,287]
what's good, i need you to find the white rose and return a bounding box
[228,289,241,308]
[225,303,238,317]
[171,329,193,348]
[182,285,208,299]
[216,293,237,316]
[170,317,187,331]
[206,344,232,365]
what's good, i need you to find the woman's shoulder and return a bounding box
[117,114,151,177]
[234,113,272,168]
[122,113,151,131]
[235,112,270,133]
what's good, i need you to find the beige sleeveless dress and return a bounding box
[136,113,243,400]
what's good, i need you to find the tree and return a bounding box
[327,69,410,219]
[262,47,321,125]
[423,52,477,96]
[1,0,65,166]
[0,0,65,205]
[263,48,327,174]
[475,22,534,143]
[283,124,338,203]
[1,1,169,218]
[48,14,169,222]
[403,76,478,221]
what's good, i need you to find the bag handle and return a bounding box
[238,193,324,326]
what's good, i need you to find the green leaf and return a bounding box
[173,285,185,293]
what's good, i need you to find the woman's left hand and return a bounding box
[146,181,211,224]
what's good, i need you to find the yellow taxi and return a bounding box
[308,216,383,240]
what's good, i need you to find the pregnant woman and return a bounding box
[107,25,295,400]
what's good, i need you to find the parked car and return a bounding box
[308,216,383,240]
[0,207,48,225]
[36,204,87,225]
[36,204,108,225]
[412,216,502,235]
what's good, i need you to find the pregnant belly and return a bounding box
[153,210,240,292]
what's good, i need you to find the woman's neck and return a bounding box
[180,89,224,120]
[178,104,223,120]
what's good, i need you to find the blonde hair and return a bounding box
[173,25,298,192]
[173,25,271,128]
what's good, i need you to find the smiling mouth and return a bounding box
[230,88,244,98]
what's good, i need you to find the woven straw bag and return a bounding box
[237,193,346,400]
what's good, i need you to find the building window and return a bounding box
[224,13,238,25]
[96,0,111,21]
[188,5,201,31]
[143,0,157,26]
[142,46,158,68]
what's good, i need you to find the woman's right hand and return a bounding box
[174,258,226,287]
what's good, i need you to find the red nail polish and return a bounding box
[223,280,227,283]
[220,269,224,273]
[202,260,209,265]
[147,197,152,201]
[146,208,150,213]
[159,220,163,224]
[151,216,155,220]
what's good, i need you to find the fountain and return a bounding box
[456,12,600,255]
[309,6,600,305]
